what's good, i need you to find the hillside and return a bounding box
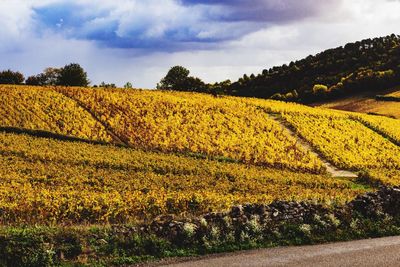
[224,34,400,103]
[0,86,399,207]
[316,87,400,119]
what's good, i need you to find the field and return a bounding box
[0,131,363,224]
[57,87,323,172]
[354,114,400,145]
[0,85,399,221]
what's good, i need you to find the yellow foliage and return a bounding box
[57,87,324,172]
[0,85,112,142]
[281,112,400,170]
[0,132,364,224]
[1,85,399,224]
[354,114,400,144]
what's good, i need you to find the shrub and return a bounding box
[0,228,55,267]
[312,84,329,96]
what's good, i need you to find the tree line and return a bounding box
[158,34,400,103]
[0,63,89,87]
[157,65,231,96]
[0,63,134,88]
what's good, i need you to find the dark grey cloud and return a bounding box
[180,0,341,22]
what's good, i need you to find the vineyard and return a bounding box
[0,85,399,225]
[0,132,363,224]
[355,114,400,145]
[56,87,324,172]
[0,85,112,142]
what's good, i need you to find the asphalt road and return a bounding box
[161,236,400,267]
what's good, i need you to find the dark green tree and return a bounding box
[124,82,133,89]
[0,70,24,84]
[58,63,89,86]
[224,34,400,102]
[99,81,116,88]
[158,66,191,91]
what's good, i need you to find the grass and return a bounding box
[2,212,400,266]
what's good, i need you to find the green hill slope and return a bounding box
[224,34,400,102]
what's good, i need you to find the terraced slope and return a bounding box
[58,87,400,183]
[354,114,400,145]
[237,97,400,184]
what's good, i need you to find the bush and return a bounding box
[312,84,329,96]
[0,228,55,267]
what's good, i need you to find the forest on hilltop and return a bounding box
[228,34,400,102]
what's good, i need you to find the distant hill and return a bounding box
[225,34,400,103]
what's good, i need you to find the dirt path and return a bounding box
[268,114,358,178]
[160,236,400,267]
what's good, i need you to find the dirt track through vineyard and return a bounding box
[268,114,358,178]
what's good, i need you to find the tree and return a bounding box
[58,63,89,86]
[124,82,133,89]
[100,82,116,88]
[43,68,61,85]
[221,34,400,103]
[184,77,205,92]
[26,75,44,86]
[26,68,60,86]
[209,79,231,96]
[25,76,39,85]
[270,93,285,101]
[158,66,191,91]
[0,70,24,84]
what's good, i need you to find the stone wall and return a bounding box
[3,186,400,266]
[148,186,400,245]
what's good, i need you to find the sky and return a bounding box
[1,0,400,88]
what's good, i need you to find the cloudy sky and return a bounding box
[1,0,399,88]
